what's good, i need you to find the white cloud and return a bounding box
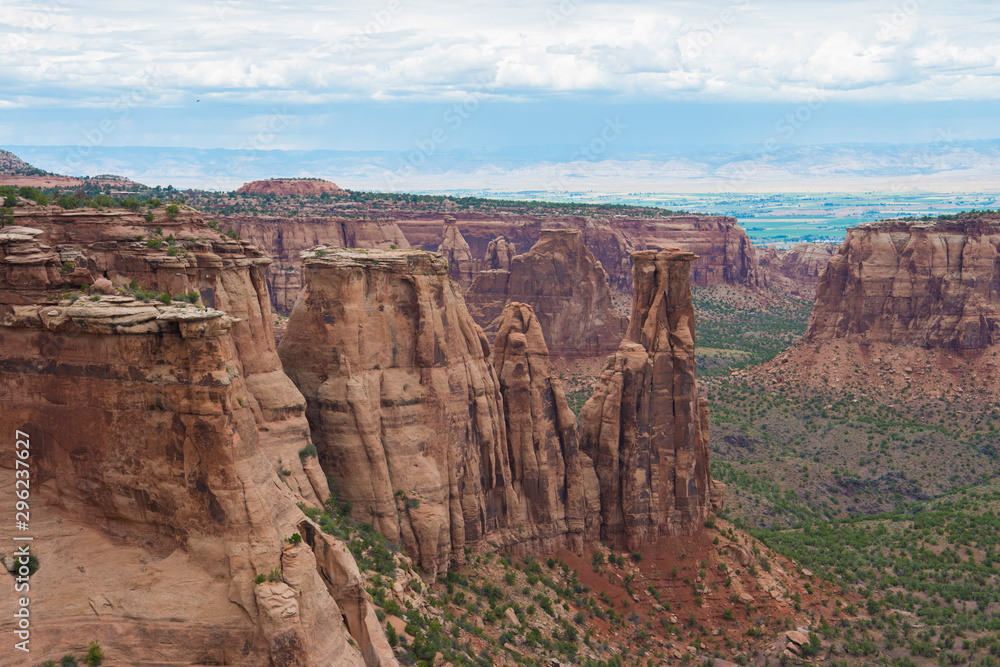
[1,0,998,109]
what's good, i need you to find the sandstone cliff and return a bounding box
[237,178,344,195]
[758,242,838,298]
[484,235,516,270]
[577,249,711,549]
[807,219,1000,347]
[278,247,516,578]
[437,215,475,288]
[492,303,601,550]
[393,214,761,292]
[466,229,628,358]
[754,216,1000,399]
[220,211,761,317]
[225,216,409,313]
[0,205,392,665]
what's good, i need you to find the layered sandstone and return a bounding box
[466,229,628,358]
[237,178,344,195]
[278,248,516,577]
[0,204,392,665]
[221,211,761,316]
[577,249,712,549]
[437,215,475,288]
[224,216,409,313]
[492,303,601,549]
[806,219,1000,347]
[759,242,838,298]
[484,235,516,271]
[754,216,1000,399]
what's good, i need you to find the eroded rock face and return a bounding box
[466,229,628,358]
[223,212,761,319]
[437,215,475,288]
[492,303,601,551]
[807,219,1000,347]
[484,236,516,271]
[278,248,516,578]
[237,179,344,195]
[0,206,389,666]
[577,249,712,550]
[759,242,838,298]
[225,217,410,314]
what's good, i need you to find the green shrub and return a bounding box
[85,641,104,666]
[285,532,302,544]
[298,444,318,461]
[146,238,163,249]
[165,204,180,218]
[254,573,266,584]
[61,656,78,667]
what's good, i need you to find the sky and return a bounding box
[1,0,999,156]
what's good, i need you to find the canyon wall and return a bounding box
[221,212,761,315]
[806,219,1000,347]
[577,249,712,550]
[0,206,392,665]
[466,229,628,358]
[280,243,713,572]
[758,242,838,298]
[755,216,1000,399]
[278,247,519,578]
[225,216,409,313]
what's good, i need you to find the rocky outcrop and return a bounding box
[221,212,761,319]
[437,215,475,288]
[577,249,712,549]
[492,303,601,550]
[237,179,344,195]
[0,204,391,666]
[753,216,1000,400]
[224,216,409,313]
[466,229,628,358]
[614,217,763,289]
[278,247,516,578]
[484,236,516,271]
[806,218,1000,347]
[759,242,838,298]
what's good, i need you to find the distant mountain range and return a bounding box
[6,139,1000,192]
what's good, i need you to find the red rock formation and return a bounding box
[754,216,1000,399]
[759,242,838,298]
[492,303,601,550]
[278,247,516,577]
[437,215,475,288]
[224,216,409,313]
[221,212,761,317]
[807,219,1000,347]
[577,249,712,549]
[237,179,344,195]
[0,204,393,666]
[484,235,516,270]
[466,229,628,358]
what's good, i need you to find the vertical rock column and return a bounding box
[437,215,475,289]
[577,249,711,550]
[279,247,515,577]
[492,303,601,552]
